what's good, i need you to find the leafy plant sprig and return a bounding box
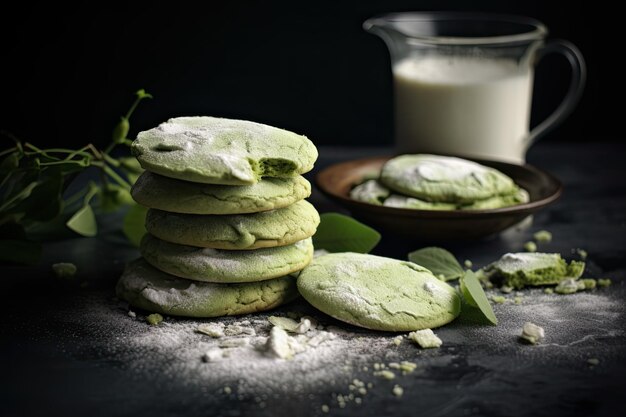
[0,89,152,264]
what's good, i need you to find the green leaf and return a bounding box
[9,174,63,222]
[312,212,380,253]
[66,204,97,237]
[460,270,497,325]
[0,239,41,265]
[0,181,38,213]
[135,89,153,99]
[408,247,464,281]
[123,203,147,247]
[99,183,134,212]
[112,117,130,144]
[0,151,21,181]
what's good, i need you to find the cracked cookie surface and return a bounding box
[380,154,517,204]
[116,258,299,317]
[145,200,320,250]
[141,234,313,283]
[132,116,318,185]
[132,172,311,214]
[297,252,461,331]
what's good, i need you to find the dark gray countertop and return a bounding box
[1,142,625,417]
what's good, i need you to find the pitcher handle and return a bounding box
[525,40,586,149]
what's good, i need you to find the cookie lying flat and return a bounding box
[141,234,314,283]
[460,187,529,210]
[297,252,461,331]
[380,154,516,204]
[349,179,390,205]
[482,252,585,289]
[383,195,457,210]
[132,171,311,215]
[145,200,320,250]
[132,116,318,185]
[116,259,298,318]
[384,186,529,210]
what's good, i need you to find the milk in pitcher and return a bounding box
[393,56,533,163]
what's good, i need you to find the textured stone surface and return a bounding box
[2,143,625,417]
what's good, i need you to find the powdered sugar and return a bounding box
[413,154,489,182]
[26,279,625,414]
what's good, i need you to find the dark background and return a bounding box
[0,0,614,149]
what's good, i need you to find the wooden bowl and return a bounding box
[315,156,562,241]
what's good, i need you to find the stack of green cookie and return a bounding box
[350,154,529,210]
[116,116,320,318]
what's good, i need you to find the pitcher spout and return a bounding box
[363,16,402,47]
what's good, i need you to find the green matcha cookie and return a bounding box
[460,187,529,210]
[383,195,457,210]
[132,116,318,185]
[145,200,320,250]
[132,171,311,214]
[141,234,314,283]
[483,252,585,289]
[116,258,298,318]
[380,154,517,204]
[297,253,461,331]
[349,180,390,205]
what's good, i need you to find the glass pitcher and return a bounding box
[363,12,586,163]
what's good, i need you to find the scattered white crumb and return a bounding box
[520,322,545,344]
[265,326,293,359]
[201,348,223,363]
[196,323,225,338]
[408,329,442,348]
[224,324,256,336]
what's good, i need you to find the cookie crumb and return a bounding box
[533,230,552,243]
[52,262,77,279]
[575,248,588,260]
[408,329,442,349]
[520,322,544,345]
[490,295,507,304]
[374,370,395,380]
[555,278,579,294]
[523,241,537,252]
[146,313,163,326]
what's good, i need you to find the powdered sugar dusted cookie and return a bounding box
[140,234,313,283]
[132,116,318,185]
[297,252,461,331]
[145,200,320,250]
[116,258,298,317]
[380,154,517,204]
[132,171,311,214]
